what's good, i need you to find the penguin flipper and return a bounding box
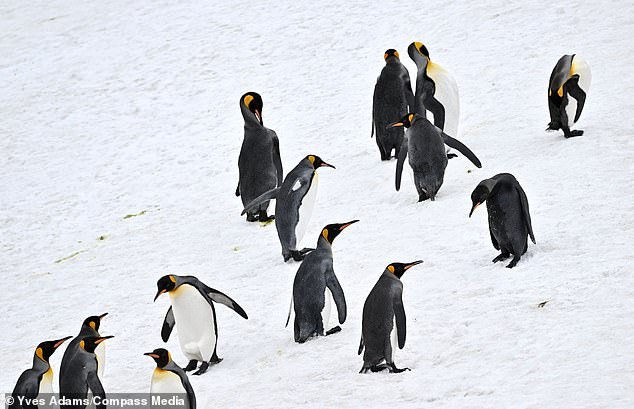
[177,369,197,409]
[326,268,347,324]
[440,132,482,168]
[358,335,364,355]
[11,374,38,409]
[201,285,249,319]
[394,297,406,349]
[285,296,293,328]
[566,76,586,123]
[395,135,408,191]
[516,185,536,244]
[403,72,415,112]
[271,130,284,186]
[489,225,500,250]
[241,187,281,215]
[161,306,175,342]
[87,371,106,409]
[235,182,240,197]
[426,95,446,130]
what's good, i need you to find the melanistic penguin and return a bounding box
[10,336,72,409]
[59,335,114,409]
[236,92,283,221]
[408,41,460,158]
[469,173,536,268]
[61,313,108,381]
[391,113,482,201]
[547,54,591,138]
[145,348,196,409]
[241,155,335,262]
[372,49,414,160]
[359,261,422,374]
[286,220,357,343]
[154,274,248,375]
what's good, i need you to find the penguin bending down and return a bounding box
[359,261,422,374]
[59,336,114,409]
[236,92,283,221]
[10,336,71,409]
[547,54,591,138]
[408,41,460,158]
[286,220,358,343]
[241,155,335,262]
[145,348,196,409]
[60,313,108,381]
[469,173,536,268]
[372,49,414,160]
[154,275,248,375]
[391,113,482,201]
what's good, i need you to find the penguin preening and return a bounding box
[547,54,591,138]
[391,113,482,201]
[286,220,357,343]
[372,49,414,160]
[408,41,460,158]
[60,313,108,381]
[59,335,114,409]
[236,92,284,222]
[145,348,196,409]
[10,336,71,409]
[359,261,422,374]
[155,274,248,375]
[469,173,536,268]
[241,155,335,262]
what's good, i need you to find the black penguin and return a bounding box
[469,173,536,268]
[372,49,414,160]
[236,92,283,222]
[547,54,591,138]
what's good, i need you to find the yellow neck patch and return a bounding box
[79,340,85,350]
[243,95,254,109]
[36,347,45,361]
[414,42,424,52]
[387,265,395,273]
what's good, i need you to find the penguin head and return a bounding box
[320,220,359,244]
[307,155,335,169]
[144,348,171,369]
[241,92,263,125]
[408,41,430,59]
[35,336,73,362]
[386,260,423,279]
[154,275,179,301]
[387,113,416,129]
[79,336,114,353]
[469,185,490,217]
[82,312,108,331]
[384,49,400,62]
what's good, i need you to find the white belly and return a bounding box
[150,369,189,409]
[322,287,333,331]
[565,97,577,127]
[295,172,318,246]
[426,61,460,137]
[38,368,54,394]
[170,284,216,361]
[96,342,106,378]
[390,317,398,362]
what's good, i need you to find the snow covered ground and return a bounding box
[1,0,633,407]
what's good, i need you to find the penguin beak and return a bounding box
[154,289,166,302]
[254,109,262,125]
[320,162,335,169]
[98,312,108,320]
[404,260,423,270]
[53,336,73,349]
[469,202,481,217]
[339,220,359,230]
[95,336,114,345]
[387,122,404,129]
[144,352,160,359]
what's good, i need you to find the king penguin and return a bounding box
[60,313,108,381]
[10,336,72,409]
[547,54,591,138]
[469,173,536,268]
[59,335,114,409]
[359,261,422,374]
[236,92,284,221]
[145,348,196,409]
[391,113,482,201]
[154,274,248,375]
[408,41,460,158]
[372,49,414,160]
[286,220,358,343]
[241,155,335,262]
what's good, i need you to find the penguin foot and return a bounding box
[209,353,223,365]
[447,153,458,159]
[492,253,510,263]
[184,360,198,372]
[325,326,342,336]
[388,363,411,373]
[193,362,210,376]
[370,364,389,372]
[506,256,521,269]
[258,210,275,222]
[246,213,258,222]
[565,129,584,138]
[290,250,305,262]
[299,248,314,255]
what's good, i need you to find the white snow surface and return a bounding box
[1,1,633,408]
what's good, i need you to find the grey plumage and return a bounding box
[145,348,196,409]
[237,92,283,221]
[547,54,590,138]
[469,173,536,268]
[60,313,107,381]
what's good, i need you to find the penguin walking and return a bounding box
[60,313,109,380]
[10,336,71,408]
[236,92,283,221]
[469,173,536,268]
[547,54,591,138]
[359,261,422,374]
[372,49,414,160]
[145,348,196,409]
[154,275,248,375]
[391,113,482,201]
[408,41,460,158]
[286,220,357,343]
[241,155,335,262]
[59,336,114,409]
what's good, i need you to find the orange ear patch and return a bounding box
[387,265,395,273]
[322,229,329,241]
[36,347,44,361]
[408,113,414,123]
[308,155,316,164]
[243,94,254,108]
[169,275,176,284]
